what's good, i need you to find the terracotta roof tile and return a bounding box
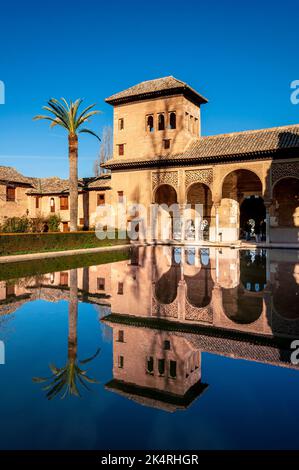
[28,175,111,194]
[0,166,34,185]
[103,123,299,169]
[86,174,111,189]
[105,76,208,105]
[28,177,71,194]
[185,124,299,158]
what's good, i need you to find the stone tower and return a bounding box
[105,76,208,161]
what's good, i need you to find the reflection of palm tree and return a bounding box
[33,269,100,399]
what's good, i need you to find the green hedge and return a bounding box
[0,231,129,256]
[0,248,130,281]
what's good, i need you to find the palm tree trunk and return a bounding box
[68,268,78,361]
[69,134,78,232]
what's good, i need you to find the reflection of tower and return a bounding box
[104,322,208,412]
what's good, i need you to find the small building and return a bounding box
[0,166,111,231]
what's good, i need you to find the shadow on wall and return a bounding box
[269,132,299,243]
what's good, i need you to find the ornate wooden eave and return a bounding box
[102,147,299,172]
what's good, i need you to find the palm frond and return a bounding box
[43,102,70,128]
[79,347,101,364]
[34,352,100,400]
[72,98,83,123]
[47,98,69,118]
[61,97,71,112]
[32,376,48,383]
[34,98,101,139]
[76,103,97,123]
[79,128,101,141]
[33,115,56,122]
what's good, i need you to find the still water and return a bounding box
[0,246,299,450]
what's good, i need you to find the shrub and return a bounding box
[0,216,30,233]
[0,213,62,234]
[47,214,62,232]
[30,214,45,233]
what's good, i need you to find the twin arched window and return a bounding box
[158,114,165,131]
[169,112,176,129]
[146,112,176,132]
[147,115,154,132]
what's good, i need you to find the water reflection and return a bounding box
[1,246,299,411]
[32,269,100,399]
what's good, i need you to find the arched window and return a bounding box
[50,197,55,213]
[169,112,176,129]
[158,113,165,131]
[146,115,154,132]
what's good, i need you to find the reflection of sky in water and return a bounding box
[174,247,181,264]
[0,298,299,450]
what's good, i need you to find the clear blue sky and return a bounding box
[0,0,298,178]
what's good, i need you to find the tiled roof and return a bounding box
[28,177,71,194]
[105,76,208,105]
[105,379,208,412]
[104,315,299,369]
[0,166,111,194]
[86,174,111,189]
[103,123,299,169]
[0,166,34,185]
[185,124,299,158]
[28,175,111,194]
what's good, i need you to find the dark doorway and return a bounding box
[240,196,266,240]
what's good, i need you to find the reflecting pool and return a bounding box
[0,246,299,450]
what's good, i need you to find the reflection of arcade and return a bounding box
[1,246,298,338]
[1,246,299,411]
[270,253,299,331]
[222,251,267,324]
[102,246,299,412]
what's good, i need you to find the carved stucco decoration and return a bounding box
[271,162,299,185]
[152,296,178,318]
[185,301,213,323]
[219,163,264,184]
[152,171,178,191]
[185,168,213,189]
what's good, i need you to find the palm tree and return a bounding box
[33,269,100,399]
[34,98,100,231]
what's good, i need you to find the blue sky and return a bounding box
[0,0,298,178]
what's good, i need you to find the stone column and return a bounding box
[214,201,221,242]
[179,204,185,242]
[178,170,186,243]
[211,283,222,326]
[177,279,186,321]
[264,200,272,244]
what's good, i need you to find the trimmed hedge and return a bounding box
[0,231,129,256]
[0,248,130,281]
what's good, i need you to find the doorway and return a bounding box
[240,196,266,240]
